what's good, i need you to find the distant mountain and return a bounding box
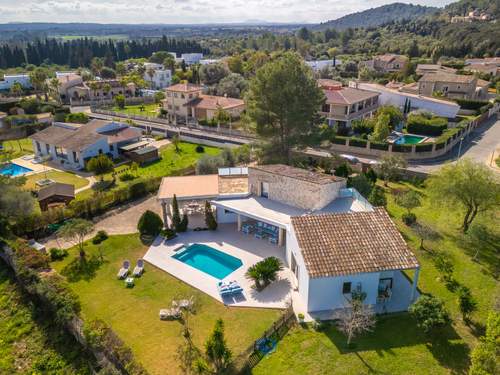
[317,3,439,30]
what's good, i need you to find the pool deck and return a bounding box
[143,223,293,309]
[9,155,53,176]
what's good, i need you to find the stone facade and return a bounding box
[248,167,345,211]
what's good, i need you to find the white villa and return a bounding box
[30,119,142,169]
[146,164,420,320]
[143,63,172,90]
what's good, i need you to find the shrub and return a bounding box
[65,112,89,124]
[402,212,417,225]
[15,243,50,270]
[119,173,135,182]
[137,210,163,237]
[395,190,421,214]
[49,247,68,261]
[161,228,177,240]
[406,114,448,136]
[457,286,477,321]
[454,98,489,111]
[364,168,377,183]
[349,138,367,148]
[204,201,217,230]
[348,174,373,197]
[114,94,125,109]
[334,163,352,178]
[129,181,147,198]
[196,155,224,175]
[92,230,108,245]
[409,295,450,333]
[245,257,283,290]
[368,186,387,207]
[195,145,205,153]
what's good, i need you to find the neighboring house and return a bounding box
[354,82,460,118]
[418,73,480,100]
[53,73,84,103]
[162,83,245,123]
[30,119,142,169]
[75,79,136,102]
[200,59,222,65]
[0,74,32,90]
[465,57,500,66]
[464,63,499,77]
[305,59,342,71]
[181,53,204,65]
[451,10,492,23]
[143,63,172,89]
[416,64,457,76]
[319,80,380,128]
[157,164,420,317]
[362,54,408,74]
[37,182,75,211]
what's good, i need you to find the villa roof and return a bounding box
[419,73,476,84]
[323,87,379,105]
[291,208,419,278]
[250,164,344,185]
[37,183,75,201]
[166,83,203,93]
[188,94,245,110]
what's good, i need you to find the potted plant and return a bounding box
[297,313,305,323]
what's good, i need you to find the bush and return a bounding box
[161,228,177,240]
[406,114,448,136]
[368,186,387,207]
[92,230,108,245]
[334,163,352,178]
[409,295,450,333]
[196,155,224,175]
[454,98,489,111]
[348,174,373,197]
[137,210,163,237]
[129,181,147,198]
[49,247,68,261]
[65,112,89,124]
[349,138,367,148]
[195,145,205,153]
[119,173,135,182]
[402,212,417,225]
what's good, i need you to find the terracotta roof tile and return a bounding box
[166,83,203,92]
[323,87,379,105]
[291,208,419,278]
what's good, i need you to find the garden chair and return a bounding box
[159,307,181,320]
[117,260,130,279]
[133,259,144,276]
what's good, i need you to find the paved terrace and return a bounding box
[143,223,293,309]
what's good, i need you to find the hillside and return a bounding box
[317,3,438,30]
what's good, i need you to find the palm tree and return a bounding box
[49,77,61,104]
[9,82,23,97]
[146,68,155,88]
[89,81,99,101]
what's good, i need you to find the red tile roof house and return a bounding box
[30,119,142,170]
[154,164,420,319]
[162,83,245,124]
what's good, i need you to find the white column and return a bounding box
[278,228,285,247]
[237,214,242,231]
[411,267,420,302]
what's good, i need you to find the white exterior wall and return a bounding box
[216,207,239,224]
[0,74,32,90]
[144,68,172,89]
[181,53,203,65]
[286,227,309,299]
[307,272,381,312]
[355,82,460,118]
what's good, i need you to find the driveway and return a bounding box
[41,195,162,249]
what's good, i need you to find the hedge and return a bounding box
[392,144,413,153]
[415,143,433,152]
[331,136,348,145]
[348,138,367,148]
[406,115,448,136]
[369,142,389,151]
[454,98,489,111]
[435,142,446,150]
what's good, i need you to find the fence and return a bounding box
[91,108,255,140]
[231,305,296,373]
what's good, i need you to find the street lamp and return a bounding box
[456,137,464,163]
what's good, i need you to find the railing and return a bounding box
[218,167,248,176]
[339,188,374,211]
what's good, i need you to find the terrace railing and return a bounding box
[339,188,374,211]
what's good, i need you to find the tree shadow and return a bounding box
[60,255,107,282]
[454,223,500,279]
[323,313,469,374]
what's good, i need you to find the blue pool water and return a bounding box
[0,163,33,177]
[394,135,426,145]
[172,244,243,279]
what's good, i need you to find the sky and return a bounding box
[0,0,457,24]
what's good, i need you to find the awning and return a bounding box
[120,140,150,152]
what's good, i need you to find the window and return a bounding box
[36,141,41,152]
[342,282,352,294]
[45,144,50,153]
[261,182,269,198]
[73,151,79,162]
[110,144,114,151]
[321,103,330,113]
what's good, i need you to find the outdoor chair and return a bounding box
[268,236,278,245]
[218,281,243,297]
[133,259,144,276]
[159,307,181,320]
[117,260,130,279]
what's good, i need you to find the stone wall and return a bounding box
[248,168,343,210]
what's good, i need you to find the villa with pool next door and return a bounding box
[145,164,420,320]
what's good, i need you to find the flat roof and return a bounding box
[250,164,344,185]
[120,140,150,151]
[213,196,307,228]
[158,175,220,201]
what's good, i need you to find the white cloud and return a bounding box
[0,0,456,24]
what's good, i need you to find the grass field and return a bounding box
[110,103,161,117]
[22,170,89,191]
[76,141,219,200]
[0,138,33,161]
[52,234,282,375]
[254,180,499,375]
[0,262,93,374]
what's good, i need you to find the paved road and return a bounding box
[408,115,499,173]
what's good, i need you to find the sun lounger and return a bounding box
[117,260,130,279]
[133,259,144,276]
[217,281,243,297]
[159,307,181,320]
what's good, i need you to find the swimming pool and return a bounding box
[172,244,243,279]
[0,163,33,177]
[394,135,426,145]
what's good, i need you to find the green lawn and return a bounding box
[255,180,499,375]
[23,170,89,191]
[0,138,33,161]
[0,262,93,374]
[110,103,161,117]
[52,234,282,375]
[77,142,219,200]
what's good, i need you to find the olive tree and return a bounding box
[57,219,94,260]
